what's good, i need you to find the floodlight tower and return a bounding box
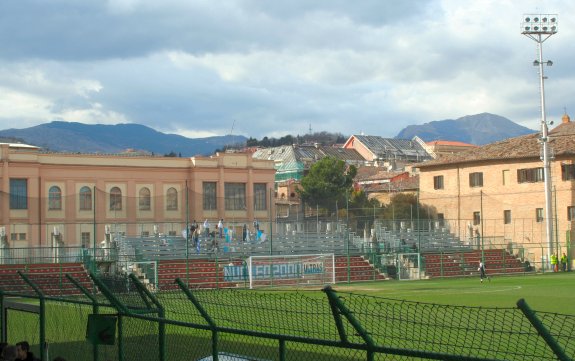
[521,14,558,268]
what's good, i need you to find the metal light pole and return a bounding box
[521,14,558,267]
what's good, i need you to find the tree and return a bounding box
[347,189,383,231]
[296,157,357,212]
[382,193,433,220]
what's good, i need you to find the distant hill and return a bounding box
[0,121,247,156]
[396,113,536,145]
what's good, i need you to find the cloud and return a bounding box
[1,0,574,140]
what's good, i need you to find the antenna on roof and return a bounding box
[229,119,235,137]
[225,120,236,152]
[309,123,312,135]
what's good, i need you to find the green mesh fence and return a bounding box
[1,272,574,361]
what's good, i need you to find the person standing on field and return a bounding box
[551,253,558,272]
[478,261,489,283]
[560,252,568,272]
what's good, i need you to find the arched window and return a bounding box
[110,187,122,211]
[48,186,62,210]
[166,187,178,210]
[139,187,151,210]
[79,186,92,210]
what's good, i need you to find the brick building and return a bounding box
[416,114,575,265]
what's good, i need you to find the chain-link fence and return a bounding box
[1,272,574,361]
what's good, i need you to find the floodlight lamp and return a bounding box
[534,26,539,31]
[534,17,539,22]
[525,26,531,31]
[547,60,553,66]
[551,26,557,31]
[533,60,539,66]
[525,17,531,22]
[542,26,548,31]
[551,17,556,22]
[542,17,548,22]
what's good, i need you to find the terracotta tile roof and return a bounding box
[417,121,575,169]
[363,175,419,192]
[354,166,403,181]
[426,140,477,147]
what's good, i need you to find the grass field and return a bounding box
[3,272,575,361]
[329,272,575,314]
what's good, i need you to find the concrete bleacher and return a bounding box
[155,255,385,289]
[0,262,92,296]
[422,249,530,278]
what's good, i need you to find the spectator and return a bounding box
[217,219,224,239]
[1,345,17,361]
[242,224,247,242]
[16,341,39,361]
[189,221,197,246]
[194,227,201,254]
[203,219,210,238]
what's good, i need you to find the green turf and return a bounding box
[3,272,574,361]
[329,272,575,314]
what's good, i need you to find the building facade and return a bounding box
[0,144,275,248]
[417,115,575,264]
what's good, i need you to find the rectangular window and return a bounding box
[12,233,26,241]
[536,208,544,223]
[433,175,444,190]
[502,170,510,185]
[254,183,267,210]
[141,231,150,237]
[568,206,575,221]
[473,211,481,226]
[517,167,544,183]
[436,213,444,227]
[203,182,217,210]
[503,210,511,224]
[469,172,483,187]
[562,164,575,181]
[168,230,177,236]
[81,232,91,248]
[10,179,28,209]
[225,183,246,210]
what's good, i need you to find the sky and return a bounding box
[1,0,574,140]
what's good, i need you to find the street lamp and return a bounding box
[521,14,558,269]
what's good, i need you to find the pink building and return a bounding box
[0,143,275,248]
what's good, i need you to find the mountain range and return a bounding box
[0,113,536,155]
[396,113,535,145]
[0,121,246,156]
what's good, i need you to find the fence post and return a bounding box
[128,274,166,361]
[176,278,219,360]
[0,290,5,343]
[66,274,100,361]
[17,272,46,361]
[516,299,570,361]
[323,285,375,361]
